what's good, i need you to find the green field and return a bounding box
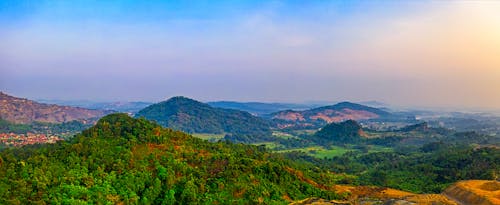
[275,145,393,158]
[192,133,225,141]
[272,131,300,139]
[275,146,350,158]
[252,142,284,149]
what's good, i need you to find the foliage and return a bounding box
[0,118,91,138]
[0,113,343,204]
[0,118,31,133]
[135,97,273,142]
[312,120,365,145]
[285,144,500,193]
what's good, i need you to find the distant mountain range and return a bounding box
[269,102,391,129]
[36,98,390,117]
[3,92,399,139]
[0,92,113,124]
[207,101,322,116]
[135,96,272,142]
[37,99,153,113]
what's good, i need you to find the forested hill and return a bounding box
[135,96,273,142]
[0,113,345,204]
[313,120,366,145]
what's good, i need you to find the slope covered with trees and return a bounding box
[312,120,366,145]
[0,118,92,138]
[0,113,347,204]
[135,96,273,142]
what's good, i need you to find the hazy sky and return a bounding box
[1,1,499,110]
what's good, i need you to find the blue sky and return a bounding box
[1,1,499,109]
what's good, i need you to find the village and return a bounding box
[0,133,63,147]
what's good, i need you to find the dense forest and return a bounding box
[135,97,273,142]
[312,120,365,145]
[284,143,499,193]
[0,114,348,204]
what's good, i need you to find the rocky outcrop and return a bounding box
[0,92,113,124]
[443,180,500,205]
[292,180,500,205]
[294,180,500,205]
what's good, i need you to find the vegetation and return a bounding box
[280,121,500,194]
[0,113,348,204]
[300,144,498,193]
[2,102,499,203]
[312,120,365,145]
[135,97,273,143]
[0,118,91,138]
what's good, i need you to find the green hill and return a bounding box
[135,96,272,142]
[0,113,345,204]
[312,120,366,145]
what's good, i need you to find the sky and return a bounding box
[1,0,499,110]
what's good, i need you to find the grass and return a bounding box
[275,145,393,159]
[252,142,284,149]
[311,146,353,158]
[192,133,225,141]
[288,129,317,136]
[275,145,353,158]
[368,145,393,153]
[272,131,300,139]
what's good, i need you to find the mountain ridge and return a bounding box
[207,101,319,116]
[0,92,114,124]
[269,101,391,128]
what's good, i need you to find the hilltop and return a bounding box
[135,96,273,142]
[0,92,113,124]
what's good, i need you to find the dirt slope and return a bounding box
[443,180,500,205]
[291,180,500,205]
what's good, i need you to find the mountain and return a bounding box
[313,120,367,145]
[357,100,389,108]
[37,99,153,114]
[207,101,319,116]
[0,92,113,124]
[0,113,344,204]
[135,96,272,142]
[84,101,152,113]
[270,101,391,128]
[398,122,430,132]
